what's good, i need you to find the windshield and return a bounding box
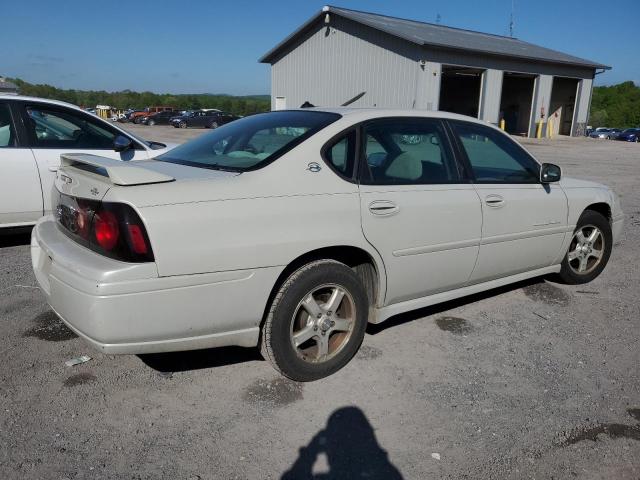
[156,110,341,171]
[623,128,638,133]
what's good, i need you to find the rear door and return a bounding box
[357,117,482,305]
[449,120,568,282]
[0,101,43,226]
[17,102,151,216]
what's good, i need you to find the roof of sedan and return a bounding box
[288,106,491,125]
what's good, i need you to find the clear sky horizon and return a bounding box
[1,0,636,95]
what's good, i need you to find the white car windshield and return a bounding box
[156,111,341,171]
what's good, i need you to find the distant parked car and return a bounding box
[141,110,179,126]
[589,128,619,139]
[615,128,640,142]
[169,110,239,129]
[130,107,175,124]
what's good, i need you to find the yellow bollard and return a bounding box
[499,119,506,131]
[536,120,543,139]
[548,118,554,139]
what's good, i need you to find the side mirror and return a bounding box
[540,163,561,183]
[114,135,133,152]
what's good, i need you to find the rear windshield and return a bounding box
[156,111,341,171]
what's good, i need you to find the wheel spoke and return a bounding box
[587,228,600,244]
[576,230,586,244]
[301,293,322,318]
[324,287,345,313]
[332,318,351,332]
[316,335,329,359]
[293,325,316,347]
[589,248,603,260]
[578,256,589,272]
[567,250,580,262]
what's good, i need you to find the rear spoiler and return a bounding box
[60,153,175,186]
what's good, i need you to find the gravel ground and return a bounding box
[1,127,639,479]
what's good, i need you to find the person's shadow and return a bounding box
[282,406,403,480]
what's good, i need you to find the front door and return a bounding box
[18,103,150,215]
[358,118,482,305]
[449,120,568,283]
[0,101,43,226]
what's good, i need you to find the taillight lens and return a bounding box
[127,224,148,255]
[56,193,154,262]
[94,210,119,251]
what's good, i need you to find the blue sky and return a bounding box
[0,0,635,94]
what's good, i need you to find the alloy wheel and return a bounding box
[567,224,605,275]
[289,284,355,364]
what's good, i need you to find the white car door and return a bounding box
[19,103,151,215]
[357,118,482,305]
[0,101,43,227]
[449,120,569,283]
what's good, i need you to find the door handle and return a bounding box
[484,194,505,208]
[369,200,399,216]
[48,166,59,172]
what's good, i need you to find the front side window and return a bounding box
[157,111,341,171]
[359,118,459,185]
[0,103,16,148]
[452,121,539,183]
[25,106,117,149]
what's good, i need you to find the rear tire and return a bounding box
[261,260,368,381]
[557,210,612,284]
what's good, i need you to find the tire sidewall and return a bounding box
[559,210,612,284]
[267,261,368,381]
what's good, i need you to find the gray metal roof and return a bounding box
[259,5,610,70]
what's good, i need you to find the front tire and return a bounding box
[148,119,155,126]
[558,210,612,284]
[179,121,187,129]
[261,260,368,381]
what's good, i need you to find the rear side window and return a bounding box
[323,130,357,178]
[0,103,16,147]
[452,121,539,183]
[359,118,459,185]
[24,106,117,149]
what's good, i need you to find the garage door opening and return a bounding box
[439,66,483,118]
[549,77,580,136]
[499,72,535,136]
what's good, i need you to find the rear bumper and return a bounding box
[31,217,279,354]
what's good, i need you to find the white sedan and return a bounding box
[31,108,624,381]
[0,95,175,229]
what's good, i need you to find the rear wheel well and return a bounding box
[584,202,611,223]
[260,246,380,329]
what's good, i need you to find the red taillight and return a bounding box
[94,210,119,250]
[127,224,148,255]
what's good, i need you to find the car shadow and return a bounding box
[281,406,403,479]
[138,346,262,374]
[0,228,32,248]
[138,276,554,373]
[367,276,546,335]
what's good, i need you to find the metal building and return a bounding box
[259,6,610,137]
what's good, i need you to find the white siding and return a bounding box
[529,75,553,137]
[479,69,503,124]
[271,16,420,109]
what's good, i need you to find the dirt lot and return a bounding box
[1,127,639,479]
